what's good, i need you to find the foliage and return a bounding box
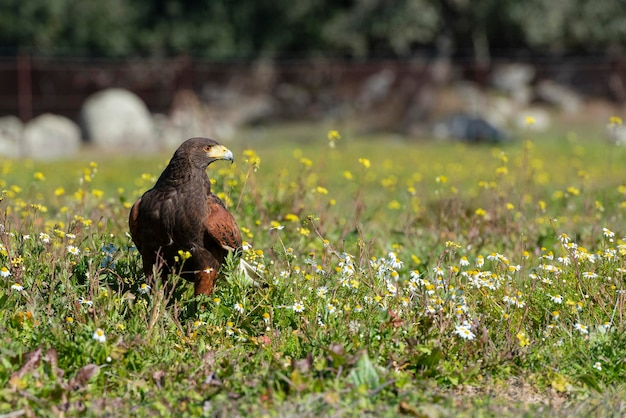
[3,121,626,415]
[1,0,625,58]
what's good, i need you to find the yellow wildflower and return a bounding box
[327,130,341,148]
[516,331,530,347]
[388,200,401,210]
[284,213,299,222]
[177,250,192,260]
[243,149,261,171]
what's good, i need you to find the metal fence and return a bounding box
[1,55,624,122]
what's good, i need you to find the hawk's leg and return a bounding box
[194,267,219,296]
[192,248,221,296]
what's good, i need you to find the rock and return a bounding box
[160,90,215,148]
[491,64,535,106]
[221,94,275,127]
[0,115,23,158]
[511,85,533,106]
[433,114,509,144]
[81,88,155,150]
[358,69,396,108]
[535,80,583,114]
[456,82,487,113]
[488,97,517,127]
[23,113,81,160]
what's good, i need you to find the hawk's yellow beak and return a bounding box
[207,145,234,163]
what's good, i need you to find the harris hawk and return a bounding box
[129,137,250,296]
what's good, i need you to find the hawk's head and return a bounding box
[176,137,234,170]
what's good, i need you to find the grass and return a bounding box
[3,121,626,416]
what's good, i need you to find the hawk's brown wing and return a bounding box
[204,194,242,252]
[129,197,143,252]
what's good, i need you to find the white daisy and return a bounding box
[292,300,305,313]
[574,323,589,335]
[549,294,563,304]
[454,323,476,340]
[67,245,80,256]
[92,328,106,343]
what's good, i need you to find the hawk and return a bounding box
[129,137,251,295]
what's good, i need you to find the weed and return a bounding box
[2,124,626,415]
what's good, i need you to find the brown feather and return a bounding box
[128,197,142,252]
[205,194,242,251]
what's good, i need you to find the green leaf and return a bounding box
[578,373,602,392]
[348,352,380,390]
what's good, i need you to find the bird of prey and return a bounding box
[129,137,250,296]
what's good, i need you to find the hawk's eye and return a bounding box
[203,145,212,152]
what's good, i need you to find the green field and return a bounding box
[3,122,626,417]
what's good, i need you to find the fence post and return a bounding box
[17,53,32,122]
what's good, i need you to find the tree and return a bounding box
[508,0,626,54]
[0,0,624,59]
[0,0,138,56]
[322,0,441,58]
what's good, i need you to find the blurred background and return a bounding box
[1,0,626,159]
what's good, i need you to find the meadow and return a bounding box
[3,120,626,417]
